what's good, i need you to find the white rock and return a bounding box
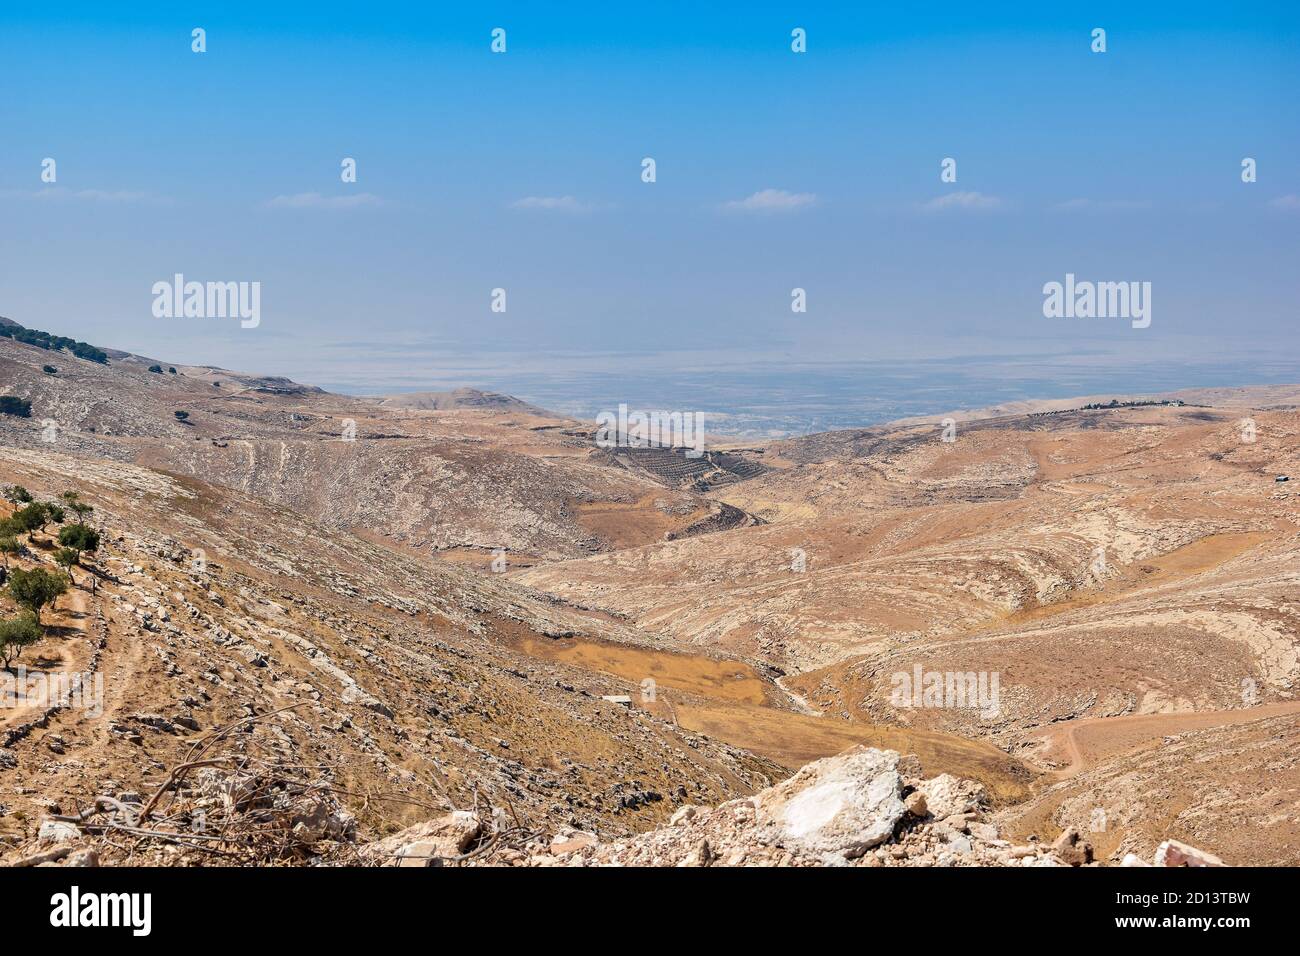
[37,820,81,844]
[916,773,986,820]
[365,810,481,867]
[752,747,905,859]
[1153,839,1225,867]
[968,821,999,842]
[669,805,698,826]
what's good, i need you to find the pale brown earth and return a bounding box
[0,333,729,561]
[3,325,1299,865]
[513,403,1300,863]
[0,449,781,857]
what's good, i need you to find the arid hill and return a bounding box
[378,388,551,415]
[0,446,782,862]
[2,321,1298,866]
[0,328,746,561]
[513,403,1300,863]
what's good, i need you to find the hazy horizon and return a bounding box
[3,1,1298,435]
[11,307,1300,437]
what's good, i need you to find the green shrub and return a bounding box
[5,567,67,624]
[0,321,108,364]
[0,396,31,418]
[0,614,42,669]
[9,504,45,539]
[58,523,100,562]
[3,486,33,504]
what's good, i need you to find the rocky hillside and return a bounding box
[0,448,780,865]
[0,327,749,560]
[511,403,1300,863]
[4,318,1299,867]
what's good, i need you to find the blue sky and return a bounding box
[1,1,1297,408]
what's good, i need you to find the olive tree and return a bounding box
[0,614,42,671]
[6,567,68,624]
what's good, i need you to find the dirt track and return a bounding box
[1028,700,1300,777]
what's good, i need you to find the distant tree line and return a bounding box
[1081,399,1187,410]
[0,320,109,364]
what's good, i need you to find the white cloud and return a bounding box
[1268,194,1300,211]
[509,195,593,213]
[920,191,1002,212]
[265,192,387,209]
[721,189,817,213]
[1052,198,1153,212]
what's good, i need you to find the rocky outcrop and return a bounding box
[1152,839,1225,868]
[748,747,905,859]
[361,811,482,867]
[359,746,1226,868]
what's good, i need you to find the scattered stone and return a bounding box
[941,813,974,833]
[1051,826,1094,866]
[550,830,597,855]
[363,811,482,867]
[443,747,1049,868]
[1154,839,1225,868]
[37,820,81,844]
[130,713,178,734]
[669,805,698,826]
[968,821,999,842]
[679,839,712,867]
[916,773,986,820]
